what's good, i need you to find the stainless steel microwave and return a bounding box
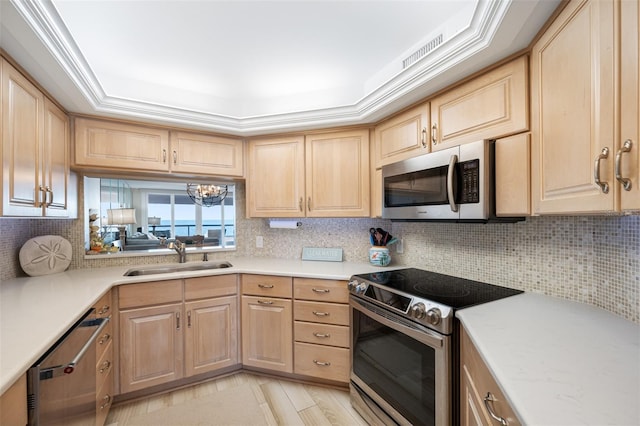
[382,140,514,222]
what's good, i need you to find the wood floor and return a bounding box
[105,372,369,425]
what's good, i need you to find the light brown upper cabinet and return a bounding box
[74,117,244,177]
[1,58,76,217]
[430,56,528,151]
[247,129,370,217]
[373,102,430,167]
[531,0,639,214]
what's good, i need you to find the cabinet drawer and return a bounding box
[96,340,113,390]
[294,278,349,303]
[96,317,113,360]
[294,300,349,326]
[294,342,350,383]
[94,291,112,319]
[294,321,350,348]
[118,280,183,309]
[241,274,292,298]
[185,275,237,300]
[95,367,114,426]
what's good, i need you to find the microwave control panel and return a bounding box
[460,159,480,203]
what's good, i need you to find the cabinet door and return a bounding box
[184,296,239,377]
[1,59,44,216]
[620,0,640,210]
[374,103,430,167]
[170,131,244,176]
[241,295,292,373]
[74,117,170,172]
[495,133,530,216]
[531,0,615,214]
[42,98,73,217]
[119,304,183,393]
[0,374,27,426]
[247,136,305,217]
[305,129,370,217]
[430,56,528,151]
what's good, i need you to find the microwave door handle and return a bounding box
[447,154,458,213]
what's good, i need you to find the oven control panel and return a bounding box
[348,278,453,334]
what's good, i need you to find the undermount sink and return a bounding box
[124,261,233,276]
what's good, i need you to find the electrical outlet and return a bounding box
[256,236,263,248]
[396,238,404,254]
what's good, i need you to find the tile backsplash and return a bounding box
[1,182,637,323]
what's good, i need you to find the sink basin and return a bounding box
[124,261,233,276]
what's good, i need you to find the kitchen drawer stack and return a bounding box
[293,278,350,383]
[94,291,114,426]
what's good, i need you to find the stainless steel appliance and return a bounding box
[349,268,522,425]
[27,309,109,425]
[382,139,520,222]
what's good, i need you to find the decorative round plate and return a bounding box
[19,235,72,277]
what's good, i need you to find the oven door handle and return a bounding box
[447,154,458,213]
[351,298,444,348]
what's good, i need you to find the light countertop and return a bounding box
[0,257,397,394]
[457,293,640,425]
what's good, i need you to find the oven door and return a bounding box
[350,297,451,426]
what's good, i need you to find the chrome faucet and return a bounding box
[168,241,187,263]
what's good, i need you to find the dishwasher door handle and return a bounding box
[41,316,110,379]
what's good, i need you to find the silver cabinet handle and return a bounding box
[311,288,330,293]
[313,359,331,366]
[313,332,330,338]
[98,360,111,374]
[187,310,192,328]
[299,197,303,212]
[447,154,458,213]
[162,149,167,163]
[98,305,110,316]
[176,312,180,330]
[307,197,312,211]
[484,393,508,425]
[172,150,177,164]
[44,186,53,208]
[98,333,111,345]
[312,311,329,317]
[257,300,273,305]
[421,127,427,148]
[100,394,112,410]
[615,140,633,191]
[594,147,610,193]
[258,284,274,289]
[431,124,438,145]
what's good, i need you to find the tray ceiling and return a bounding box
[0,0,560,136]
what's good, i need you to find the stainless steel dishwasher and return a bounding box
[27,308,109,425]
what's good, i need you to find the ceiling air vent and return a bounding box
[402,34,443,69]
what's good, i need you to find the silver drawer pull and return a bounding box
[312,311,329,317]
[313,332,330,338]
[97,305,110,315]
[100,394,112,410]
[258,300,273,305]
[99,360,111,374]
[594,147,610,193]
[483,392,508,425]
[312,288,330,293]
[258,284,274,289]
[313,360,331,366]
[615,139,633,190]
[98,333,111,345]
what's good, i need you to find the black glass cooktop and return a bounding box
[354,268,522,309]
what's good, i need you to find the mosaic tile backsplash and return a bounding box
[1,182,637,323]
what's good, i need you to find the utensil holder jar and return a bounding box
[369,246,391,266]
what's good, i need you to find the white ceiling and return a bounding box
[0,0,560,136]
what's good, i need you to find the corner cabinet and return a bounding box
[74,118,244,177]
[247,129,370,217]
[430,56,528,151]
[531,0,639,213]
[1,58,76,217]
[460,326,521,426]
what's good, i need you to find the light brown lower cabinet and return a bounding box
[118,276,239,394]
[94,290,114,426]
[0,374,27,426]
[460,326,520,426]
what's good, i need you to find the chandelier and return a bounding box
[186,183,228,207]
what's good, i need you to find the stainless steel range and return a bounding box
[348,268,522,425]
